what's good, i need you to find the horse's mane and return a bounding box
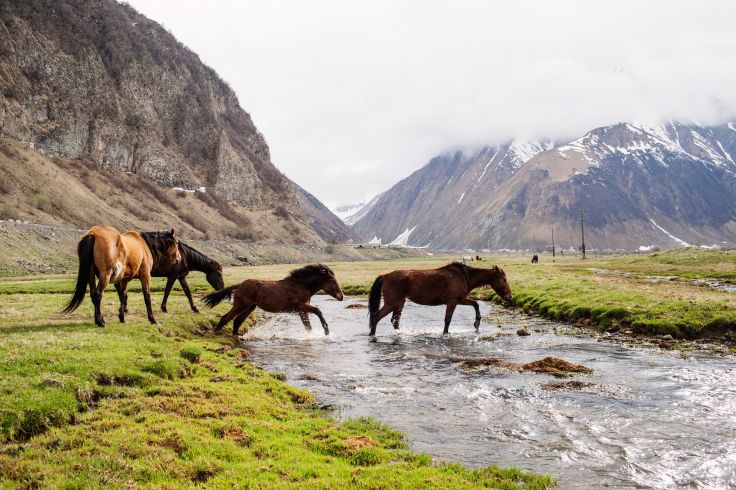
[180,241,217,272]
[442,262,473,274]
[287,263,335,285]
[140,231,176,262]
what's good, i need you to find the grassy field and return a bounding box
[0,273,552,488]
[2,247,734,487]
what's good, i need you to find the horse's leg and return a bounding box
[304,305,329,335]
[161,276,176,313]
[298,310,313,332]
[139,273,157,324]
[93,274,109,328]
[443,301,458,334]
[179,276,199,313]
[88,270,103,327]
[390,300,406,330]
[214,306,240,333]
[115,281,130,323]
[369,304,395,336]
[460,298,482,330]
[232,305,256,336]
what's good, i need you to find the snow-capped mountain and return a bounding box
[353,121,736,250]
[333,192,384,225]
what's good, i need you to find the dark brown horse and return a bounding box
[368,262,512,335]
[202,264,344,336]
[63,226,181,326]
[152,242,224,313]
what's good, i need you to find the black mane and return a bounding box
[287,263,335,285]
[140,231,176,262]
[180,242,217,272]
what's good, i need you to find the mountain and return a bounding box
[292,183,357,243]
[334,192,384,226]
[353,121,736,250]
[352,139,554,247]
[0,0,338,243]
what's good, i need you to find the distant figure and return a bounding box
[476,255,482,261]
[531,254,539,264]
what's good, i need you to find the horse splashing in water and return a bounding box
[152,242,224,313]
[202,264,344,336]
[368,262,512,335]
[63,226,180,326]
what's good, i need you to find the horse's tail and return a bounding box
[63,235,95,314]
[368,275,384,319]
[202,285,238,308]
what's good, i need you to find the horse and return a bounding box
[202,264,344,336]
[368,262,512,335]
[531,254,539,264]
[63,226,181,327]
[152,242,224,313]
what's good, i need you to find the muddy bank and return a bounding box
[460,356,593,378]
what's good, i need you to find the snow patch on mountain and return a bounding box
[648,218,689,247]
[389,226,417,247]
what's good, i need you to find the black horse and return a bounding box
[151,242,224,312]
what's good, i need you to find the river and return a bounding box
[242,296,736,489]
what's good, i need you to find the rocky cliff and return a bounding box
[0,0,341,243]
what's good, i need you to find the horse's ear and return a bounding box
[170,228,176,237]
[493,265,499,271]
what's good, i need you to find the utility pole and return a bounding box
[551,227,555,262]
[580,209,586,260]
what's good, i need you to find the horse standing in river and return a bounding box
[368,262,512,335]
[152,242,224,313]
[63,226,181,326]
[202,264,344,336]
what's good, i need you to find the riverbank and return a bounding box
[0,278,552,488]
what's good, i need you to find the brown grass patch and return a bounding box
[344,436,376,450]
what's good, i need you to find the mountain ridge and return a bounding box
[353,120,736,250]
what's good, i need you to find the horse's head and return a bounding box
[319,265,344,301]
[206,260,225,290]
[488,265,512,302]
[163,229,181,264]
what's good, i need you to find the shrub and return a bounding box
[33,192,53,213]
[0,203,19,220]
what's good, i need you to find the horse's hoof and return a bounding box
[192,307,200,313]
[96,321,105,328]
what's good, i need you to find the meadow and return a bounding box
[2,247,734,487]
[0,268,551,489]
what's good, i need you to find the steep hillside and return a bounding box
[0,0,339,243]
[354,121,736,250]
[292,182,357,243]
[0,139,319,244]
[352,139,553,246]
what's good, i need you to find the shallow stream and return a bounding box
[243,296,736,488]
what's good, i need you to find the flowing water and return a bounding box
[242,296,736,489]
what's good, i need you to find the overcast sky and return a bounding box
[128,0,736,209]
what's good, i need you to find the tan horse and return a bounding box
[63,226,181,326]
[202,264,344,336]
[368,262,512,335]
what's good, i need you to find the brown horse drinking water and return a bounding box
[63,226,181,326]
[202,264,344,336]
[368,262,512,335]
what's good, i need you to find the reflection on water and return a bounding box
[242,296,736,489]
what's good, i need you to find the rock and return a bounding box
[517,327,531,336]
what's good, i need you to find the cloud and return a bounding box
[127,0,736,208]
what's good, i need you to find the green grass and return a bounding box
[0,278,552,488]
